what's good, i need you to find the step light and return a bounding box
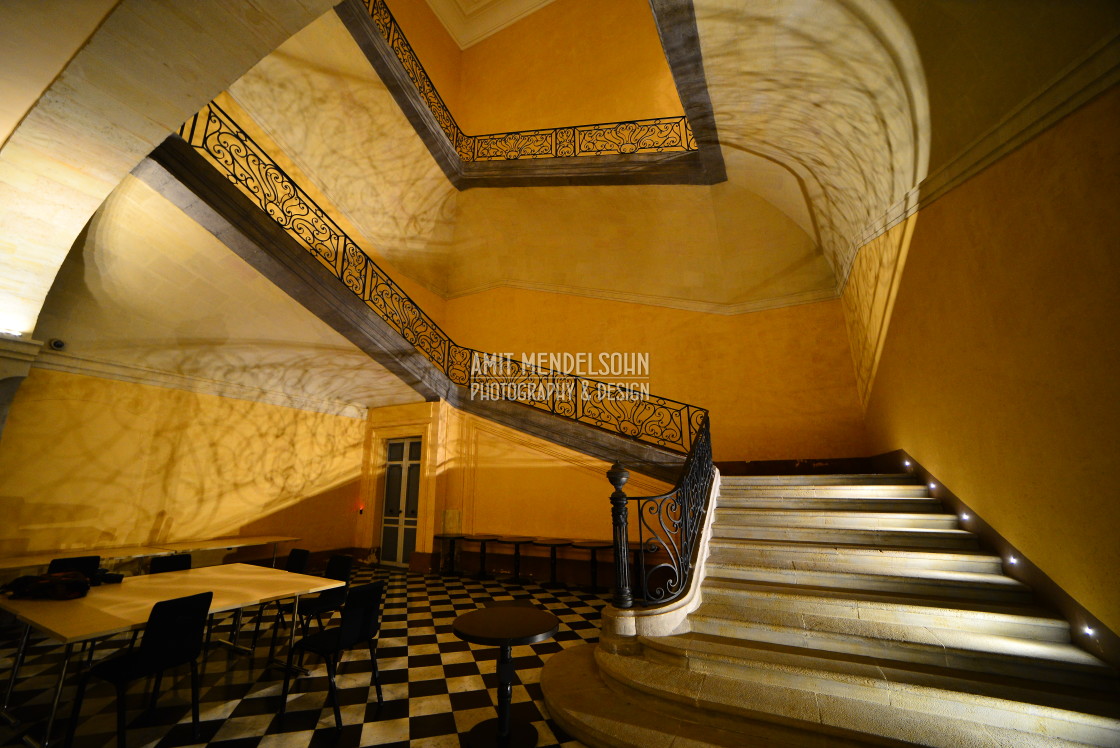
[960,513,970,521]
[928,482,937,490]
[1008,555,1018,565]
[903,460,911,467]
[1084,625,1095,636]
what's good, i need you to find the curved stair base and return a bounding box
[542,644,898,748]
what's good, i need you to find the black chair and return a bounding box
[65,591,213,748]
[149,554,191,574]
[269,554,353,659]
[280,582,385,730]
[48,555,100,580]
[251,548,310,647]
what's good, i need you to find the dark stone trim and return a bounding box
[136,138,685,482]
[334,0,725,189]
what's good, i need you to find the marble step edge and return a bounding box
[712,509,960,527]
[717,497,944,510]
[706,542,1002,573]
[711,526,981,549]
[702,564,1032,603]
[542,644,903,748]
[719,486,930,498]
[697,582,1069,642]
[720,474,918,486]
[685,612,1111,687]
[607,637,1120,745]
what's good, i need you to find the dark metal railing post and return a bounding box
[608,462,633,608]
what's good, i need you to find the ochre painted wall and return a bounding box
[443,290,868,462]
[863,86,1120,633]
[0,369,366,555]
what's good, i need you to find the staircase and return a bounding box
[543,473,1120,747]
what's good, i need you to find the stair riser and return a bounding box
[706,548,1003,575]
[719,498,943,512]
[626,650,1120,747]
[721,474,916,487]
[695,593,1071,643]
[720,486,929,498]
[711,526,980,549]
[685,619,1115,692]
[706,566,1032,603]
[714,513,958,530]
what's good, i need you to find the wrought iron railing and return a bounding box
[176,102,707,453]
[608,413,714,607]
[362,0,696,162]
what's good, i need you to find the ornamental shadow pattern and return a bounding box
[362,0,696,162]
[177,103,707,454]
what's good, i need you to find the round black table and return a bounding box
[452,605,560,748]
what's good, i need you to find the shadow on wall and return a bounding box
[0,368,366,554]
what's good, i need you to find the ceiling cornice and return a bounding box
[425,0,556,49]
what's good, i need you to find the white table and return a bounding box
[0,563,343,747]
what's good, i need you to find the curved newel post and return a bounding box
[607,462,633,608]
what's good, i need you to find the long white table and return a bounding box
[0,563,343,747]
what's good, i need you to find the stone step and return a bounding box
[698,578,1070,642]
[688,607,1110,689]
[719,484,930,499]
[710,524,980,549]
[621,635,1120,745]
[714,508,959,530]
[703,560,1033,603]
[720,474,918,487]
[718,495,944,512]
[707,538,1004,575]
[542,644,900,748]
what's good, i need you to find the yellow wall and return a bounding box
[443,289,868,462]
[0,369,367,555]
[387,0,683,135]
[863,86,1120,632]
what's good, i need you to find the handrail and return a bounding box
[607,413,714,607]
[175,102,707,453]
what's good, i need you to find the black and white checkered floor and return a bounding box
[0,565,606,747]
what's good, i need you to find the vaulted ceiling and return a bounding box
[2,0,1116,414]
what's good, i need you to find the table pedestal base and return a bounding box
[464,717,537,748]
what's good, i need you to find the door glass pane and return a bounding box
[408,440,421,461]
[385,465,401,515]
[382,525,398,563]
[388,442,404,461]
[403,527,416,563]
[405,464,420,517]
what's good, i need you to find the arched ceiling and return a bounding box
[225,0,927,312]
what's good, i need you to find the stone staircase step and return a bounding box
[703,560,1033,603]
[719,484,930,499]
[542,644,900,748]
[707,538,1004,574]
[718,495,944,511]
[615,636,1120,745]
[714,508,959,530]
[711,524,980,549]
[720,474,918,486]
[686,608,1110,689]
[699,577,1069,642]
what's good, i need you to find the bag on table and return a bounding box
[2,571,91,600]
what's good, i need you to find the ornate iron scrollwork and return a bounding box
[361,0,698,163]
[177,103,708,454]
[609,415,714,608]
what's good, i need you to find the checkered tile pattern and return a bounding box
[0,565,606,747]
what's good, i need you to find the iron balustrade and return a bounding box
[608,414,714,607]
[362,0,696,162]
[175,102,707,453]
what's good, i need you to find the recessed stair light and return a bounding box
[1008,556,1018,565]
[961,513,970,521]
[1084,626,1095,636]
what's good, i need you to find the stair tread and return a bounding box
[644,632,1120,717]
[702,577,1051,616]
[706,561,1027,588]
[708,538,999,561]
[688,605,1104,670]
[721,474,919,485]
